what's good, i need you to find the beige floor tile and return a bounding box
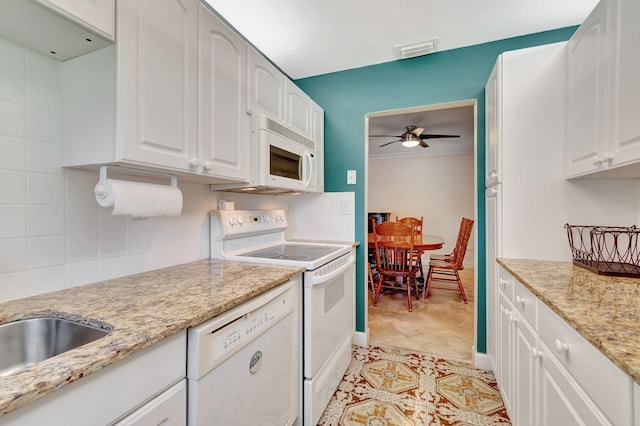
[367,268,475,360]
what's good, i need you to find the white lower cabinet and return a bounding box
[494,266,634,425]
[0,332,186,426]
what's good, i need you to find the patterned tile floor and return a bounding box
[318,345,511,426]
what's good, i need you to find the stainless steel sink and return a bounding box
[0,317,110,375]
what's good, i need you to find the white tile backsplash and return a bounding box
[0,206,26,239]
[0,271,27,301]
[0,238,26,274]
[27,204,65,236]
[0,135,25,171]
[27,235,65,269]
[0,170,26,204]
[0,100,25,138]
[27,139,63,174]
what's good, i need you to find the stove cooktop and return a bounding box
[239,244,341,262]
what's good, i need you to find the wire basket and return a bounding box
[565,224,640,277]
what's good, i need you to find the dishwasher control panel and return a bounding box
[187,280,296,380]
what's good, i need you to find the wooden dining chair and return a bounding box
[423,218,474,303]
[396,216,425,281]
[430,217,467,262]
[371,221,421,312]
[396,216,423,234]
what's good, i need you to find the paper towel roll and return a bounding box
[95,179,183,217]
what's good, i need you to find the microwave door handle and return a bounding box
[304,151,313,189]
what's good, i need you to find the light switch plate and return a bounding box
[347,170,356,184]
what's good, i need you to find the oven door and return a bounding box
[303,256,355,379]
[259,129,315,192]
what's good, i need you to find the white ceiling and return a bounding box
[203,0,598,79]
[203,0,597,158]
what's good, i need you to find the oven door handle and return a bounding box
[307,255,354,286]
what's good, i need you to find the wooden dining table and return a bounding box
[367,233,445,251]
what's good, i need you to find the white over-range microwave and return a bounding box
[211,114,318,194]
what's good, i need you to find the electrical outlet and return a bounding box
[341,199,353,215]
[347,170,356,184]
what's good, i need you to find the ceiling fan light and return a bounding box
[401,133,420,147]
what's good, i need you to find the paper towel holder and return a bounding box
[94,166,178,201]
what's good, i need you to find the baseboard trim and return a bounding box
[353,330,368,347]
[473,348,493,372]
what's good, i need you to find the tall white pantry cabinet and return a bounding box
[485,0,640,421]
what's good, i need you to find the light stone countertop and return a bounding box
[0,259,305,417]
[498,258,640,384]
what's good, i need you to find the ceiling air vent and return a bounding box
[395,37,439,59]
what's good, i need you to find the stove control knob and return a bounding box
[237,216,244,225]
[228,217,236,226]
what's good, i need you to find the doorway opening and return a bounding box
[364,99,478,361]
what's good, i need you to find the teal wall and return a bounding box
[295,27,576,353]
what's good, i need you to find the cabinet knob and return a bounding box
[499,278,507,288]
[490,171,498,178]
[190,158,200,168]
[532,347,543,359]
[593,155,601,166]
[204,161,213,171]
[515,295,525,306]
[554,339,569,354]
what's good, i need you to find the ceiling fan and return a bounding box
[370,125,460,148]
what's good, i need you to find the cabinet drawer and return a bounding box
[497,266,514,302]
[512,279,537,327]
[538,302,633,425]
[114,380,186,426]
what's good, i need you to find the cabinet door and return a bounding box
[485,187,501,370]
[311,101,324,192]
[608,0,640,168]
[497,293,513,414]
[565,0,611,178]
[285,80,312,138]
[198,4,250,182]
[117,0,199,172]
[485,60,501,186]
[247,46,286,122]
[513,313,538,426]
[538,342,611,426]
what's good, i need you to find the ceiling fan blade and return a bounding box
[411,127,425,137]
[419,134,460,139]
[370,134,402,138]
[379,140,401,147]
[419,140,429,148]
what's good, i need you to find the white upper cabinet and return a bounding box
[566,0,640,178]
[247,47,286,122]
[62,0,251,183]
[117,0,199,173]
[565,0,611,178]
[285,80,312,139]
[608,0,640,169]
[198,3,249,182]
[247,46,317,140]
[485,59,501,187]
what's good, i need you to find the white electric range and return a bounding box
[210,209,355,425]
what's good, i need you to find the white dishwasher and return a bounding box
[187,279,299,426]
